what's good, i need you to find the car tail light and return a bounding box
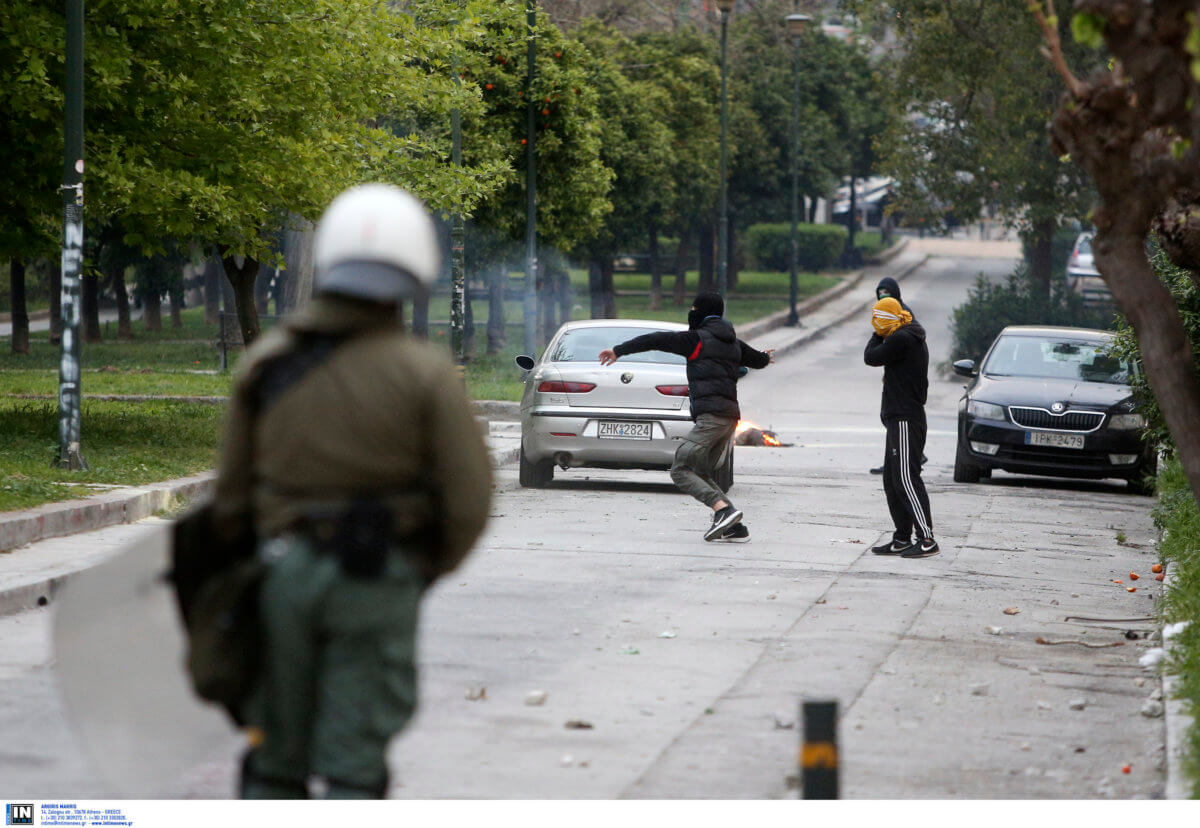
[537,381,596,393]
[655,385,690,396]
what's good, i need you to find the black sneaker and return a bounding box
[869,465,884,475]
[871,538,913,555]
[704,506,744,541]
[902,537,940,558]
[713,523,750,543]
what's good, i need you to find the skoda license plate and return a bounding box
[1025,431,1084,450]
[599,421,652,440]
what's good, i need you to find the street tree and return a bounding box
[1029,0,1200,506]
[849,0,1102,296]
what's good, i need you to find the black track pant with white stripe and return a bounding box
[883,418,933,542]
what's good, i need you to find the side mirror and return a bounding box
[952,359,976,378]
[514,354,536,371]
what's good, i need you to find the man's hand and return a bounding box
[765,348,775,364]
[598,348,618,366]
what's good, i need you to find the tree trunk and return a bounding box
[557,264,572,327]
[203,252,221,324]
[49,259,62,344]
[672,233,690,306]
[112,266,132,341]
[143,289,163,331]
[539,260,555,344]
[601,259,616,319]
[281,219,316,313]
[221,254,262,345]
[727,221,740,290]
[1097,233,1200,501]
[168,281,184,328]
[588,259,604,319]
[411,291,429,338]
[254,267,271,316]
[487,266,507,354]
[1028,218,1054,301]
[82,273,101,342]
[698,222,715,293]
[9,259,29,354]
[648,224,663,311]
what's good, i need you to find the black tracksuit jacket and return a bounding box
[863,321,929,423]
[613,317,770,420]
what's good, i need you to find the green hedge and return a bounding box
[744,223,848,272]
[949,264,1115,365]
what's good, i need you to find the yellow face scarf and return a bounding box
[872,297,912,337]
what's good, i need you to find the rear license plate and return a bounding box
[598,421,652,440]
[1025,431,1085,450]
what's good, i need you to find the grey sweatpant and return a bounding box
[671,412,737,508]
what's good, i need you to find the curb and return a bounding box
[1161,567,1195,800]
[770,252,930,361]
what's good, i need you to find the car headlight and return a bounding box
[967,400,1006,421]
[1108,413,1146,430]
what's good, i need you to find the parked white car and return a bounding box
[1066,231,1112,307]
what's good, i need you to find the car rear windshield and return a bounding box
[982,336,1133,384]
[548,327,685,365]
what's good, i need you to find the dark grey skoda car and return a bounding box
[952,326,1156,494]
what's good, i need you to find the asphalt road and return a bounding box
[0,248,1168,799]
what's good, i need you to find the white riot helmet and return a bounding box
[313,183,441,302]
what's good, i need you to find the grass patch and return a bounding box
[1154,457,1200,797]
[0,399,223,512]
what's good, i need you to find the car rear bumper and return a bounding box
[521,406,694,468]
[961,415,1150,480]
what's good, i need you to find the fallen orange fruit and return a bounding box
[1129,572,1139,580]
[1122,763,1131,774]
[1155,573,1165,582]
[1152,563,1163,573]
[1127,586,1137,592]
[1114,579,1124,584]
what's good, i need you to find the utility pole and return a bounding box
[57,0,87,470]
[716,0,734,297]
[522,0,539,357]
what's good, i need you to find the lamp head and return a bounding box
[785,13,810,37]
[715,0,736,13]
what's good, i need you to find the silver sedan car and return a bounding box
[515,319,731,489]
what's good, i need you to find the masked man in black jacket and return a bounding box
[599,293,773,542]
[864,297,939,558]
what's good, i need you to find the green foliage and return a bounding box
[0,399,222,512]
[1151,456,1200,796]
[1071,13,1107,49]
[1110,243,1200,455]
[949,264,1115,364]
[849,0,1102,234]
[744,223,848,272]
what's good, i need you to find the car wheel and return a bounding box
[519,443,554,488]
[716,446,734,493]
[953,442,981,484]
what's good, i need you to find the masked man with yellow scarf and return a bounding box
[864,298,938,557]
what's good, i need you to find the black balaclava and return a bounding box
[688,291,725,330]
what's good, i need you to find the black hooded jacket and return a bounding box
[612,316,770,420]
[875,276,915,319]
[864,320,929,423]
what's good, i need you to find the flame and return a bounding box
[736,419,783,447]
[735,419,757,435]
[763,433,782,447]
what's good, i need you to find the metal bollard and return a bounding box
[799,700,838,799]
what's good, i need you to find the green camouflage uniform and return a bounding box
[213,294,492,798]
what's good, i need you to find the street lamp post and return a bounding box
[786,10,810,327]
[716,0,735,297]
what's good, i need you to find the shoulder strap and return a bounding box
[249,331,351,418]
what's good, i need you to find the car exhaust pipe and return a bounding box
[554,452,576,470]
